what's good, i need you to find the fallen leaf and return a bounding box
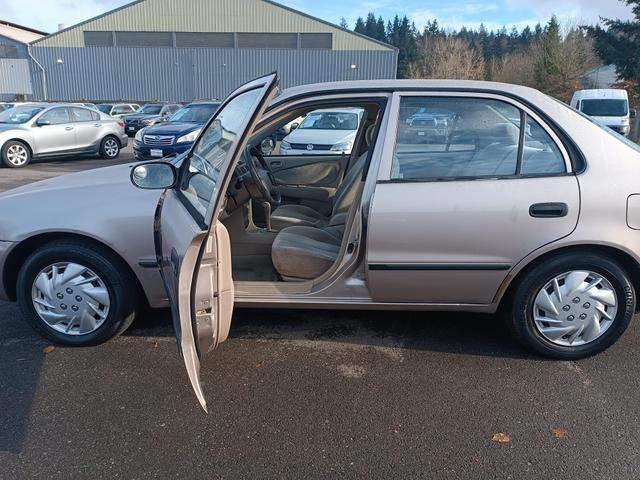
[256,361,264,368]
[552,428,567,439]
[42,345,55,354]
[153,341,159,348]
[492,433,512,443]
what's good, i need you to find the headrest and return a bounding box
[492,122,520,145]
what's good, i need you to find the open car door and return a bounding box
[153,74,279,411]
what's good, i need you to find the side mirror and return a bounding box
[260,138,275,155]
[130,162,177,190]
[36,118,51,127]
[290,122,299,131]
[631,109,637,119]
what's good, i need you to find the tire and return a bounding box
[1,140,31,168]
[509,253,635,359]
[16,240,138,346]
[99,136,120,159]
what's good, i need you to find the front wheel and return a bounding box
[16,241,138,346]
[509,253,635,359]
[99,136,120,159]
[2,140,31,168]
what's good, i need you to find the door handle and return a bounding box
[93,123,101,127]
[65,126,74,131]
[270,161,281,167]
[529,202,568,218]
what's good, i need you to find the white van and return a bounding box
[570,89,636,137]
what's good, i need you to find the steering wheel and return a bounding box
[246,146,281,204]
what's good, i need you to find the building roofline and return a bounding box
[0,19,48,36]
[30,0,145,45]
[30,0,398,51]
[261,0,398,51]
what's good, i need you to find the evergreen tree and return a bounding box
[339,17,349,29]
[534,16,563,95]
[586,0,640,86]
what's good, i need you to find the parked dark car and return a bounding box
[123,103,182,136]
[133,101,220,160]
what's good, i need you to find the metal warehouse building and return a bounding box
[28,0,398,102]
[0,20,45,101]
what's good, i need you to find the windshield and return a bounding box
[180,90,262,218]
[97,104,113,114]
[581,99,628,117]
[0,105,46,124]
[298,111,359,130]
[138,104,163,115]
[170,104,219,123]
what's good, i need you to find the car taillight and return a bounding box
[118,122,124,128]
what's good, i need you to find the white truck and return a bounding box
[570,89,636,137]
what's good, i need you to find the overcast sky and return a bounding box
[1,0,633,34]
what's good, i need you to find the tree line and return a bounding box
[342,2,639,102]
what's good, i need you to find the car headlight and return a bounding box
[135,128,145,142]
[330,141,353,152]
[177,129,201,143]
[280,140,291,150]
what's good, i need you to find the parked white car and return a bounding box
[570,89,635,136]
[96,103,140,118]
[279,107,364,155]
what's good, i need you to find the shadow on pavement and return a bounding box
[127,306,538,361]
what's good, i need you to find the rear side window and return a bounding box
[71,107,94,122]
[113,105,133,115]
[39,108,71,125]
[391,96,566,180]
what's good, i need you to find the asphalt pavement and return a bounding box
[1,150,640,479]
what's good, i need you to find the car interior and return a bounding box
[217,100,383,283]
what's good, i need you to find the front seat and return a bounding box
[271,223,345,280]
[270,124,374,231]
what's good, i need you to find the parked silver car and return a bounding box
[2,75,640,409]
[0,104,128,167]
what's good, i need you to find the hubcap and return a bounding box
[533,270,618,346]
[31,262,110,336]
[6,144,28,166]
[104,139,118,157]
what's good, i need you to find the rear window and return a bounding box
[97,104,113,114]
[581,99,628,117]
[138,104,163,115]
[170,104,219,123]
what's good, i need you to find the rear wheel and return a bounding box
[2,140,31,168]
[509,253,635,359]
[16,241,137,346]
[99,136,120,159]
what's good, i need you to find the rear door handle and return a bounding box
[529,202,568,218]
[64,126,74,131]
[93,123,101,127]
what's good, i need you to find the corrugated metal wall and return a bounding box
[30,47,397,101]
[0,34,35,100]
[0,59,32,95]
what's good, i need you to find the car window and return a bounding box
[392,96,567,180]
[273,109,363,157]
[139,104,163,115]
[0,105,45,124]
[170,104,219,123]
[71,107,94,122]
[39,107,71,125]
[180,90,263,217]
[521,116,566,175]
[97,104,113,114]
[113,105,133,115]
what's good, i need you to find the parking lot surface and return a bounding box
[1,155,640,479]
